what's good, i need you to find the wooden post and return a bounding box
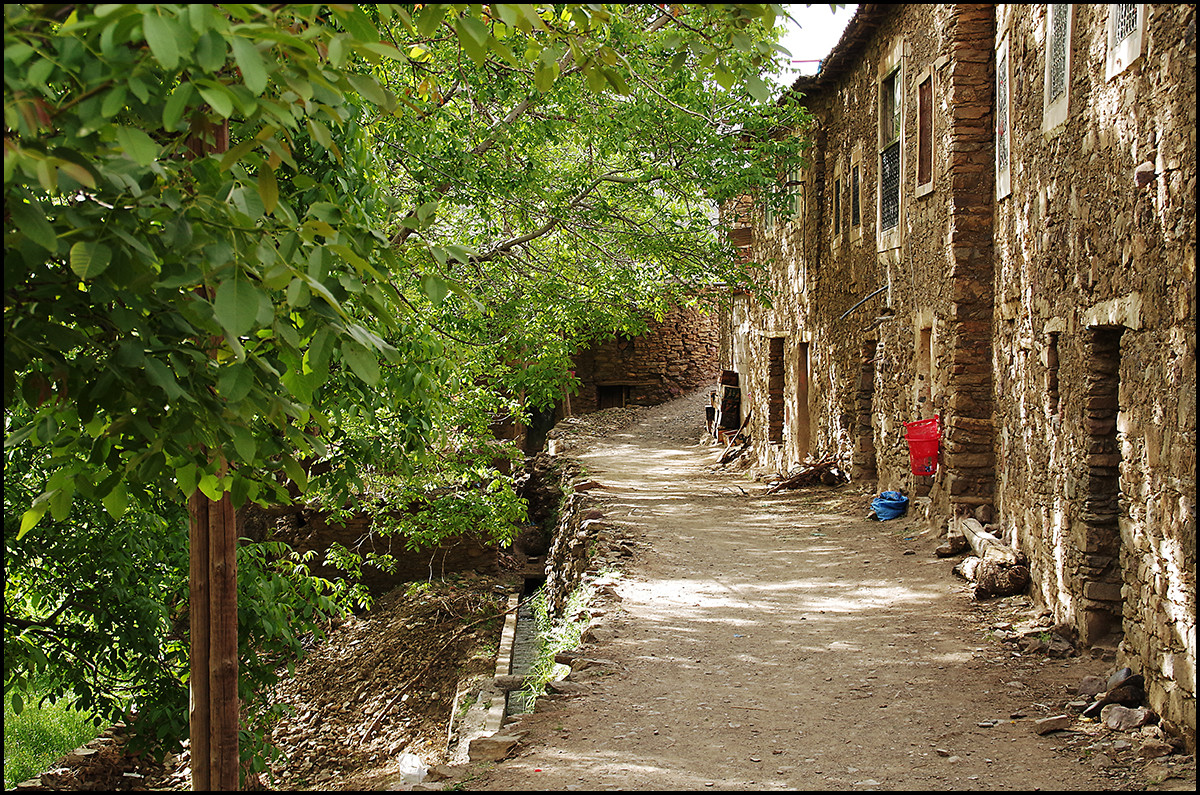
[187,116,238,791]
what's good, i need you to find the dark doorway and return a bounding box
[1080,325,1125,645]
[597,384,629,409]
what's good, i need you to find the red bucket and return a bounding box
[905,416,939,476]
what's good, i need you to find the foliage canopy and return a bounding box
[4,0,813,761]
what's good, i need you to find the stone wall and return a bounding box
[570,301,720,416]
[991,2,1196,745]
[721,3,1195,748]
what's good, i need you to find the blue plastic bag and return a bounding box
[871,490,908,520]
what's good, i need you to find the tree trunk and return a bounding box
[187,116,239,791]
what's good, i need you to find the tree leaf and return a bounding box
[142,11,180,71]
[197,82,234,119]
[10,198,59,253]
[257,167,278,214]
[102,481,128,520]
[70,241,113,279]
[231,37,267,95]
[341,340,380,386]
[213,277,268,338]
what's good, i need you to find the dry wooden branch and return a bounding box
[764,456,840,493]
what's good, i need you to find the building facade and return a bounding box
[723,3,1195,747]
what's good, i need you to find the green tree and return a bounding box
[5,1,812,765]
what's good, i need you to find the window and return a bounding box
[996,35,1012,199]
[833,175,842,237]
[1106,4,1145,79]
[786,163,805,222]
[880,69,901,231]
[916,70,934,194]
[851,163,861,228]
[877,39,903,252]
[1043,4,1073,132]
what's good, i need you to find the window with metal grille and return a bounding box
[997,48,1009,174]
[851,164,861,227]
[880,142,900,231]
[997,35,1012,198]
[1113,4,1138,43]
[1107,4,1144,79]
[917,76,933,187]
[1048,5,1069,101]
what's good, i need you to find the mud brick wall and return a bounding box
[991,3,1195,746]
[570,301,720,415]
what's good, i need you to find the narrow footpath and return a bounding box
[459,390,1193,791]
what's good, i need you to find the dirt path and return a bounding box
[458,389,1194,791]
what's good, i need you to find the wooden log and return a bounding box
[953,555,1030,598]
[954,517,1018,564]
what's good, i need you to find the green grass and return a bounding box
[518,572,616,708]
[3,690,101,789]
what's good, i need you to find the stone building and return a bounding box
[722,3,1195,747]
[567,300,721,415]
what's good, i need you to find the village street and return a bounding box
[459,389,1195,791]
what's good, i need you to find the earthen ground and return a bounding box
[456,388,1196,791]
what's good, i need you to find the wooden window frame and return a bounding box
[877,39,904,253]
[915,66,935,197]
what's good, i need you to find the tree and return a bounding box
[4,2,812,778]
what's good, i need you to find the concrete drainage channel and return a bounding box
[446,572,547,767]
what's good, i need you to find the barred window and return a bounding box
[1112,3,1138,43]
[851,164,861,227]
[997,48,1009,174]
[1107,4,1145,79]
[1048,5,1069,101]
[880,142,900,231]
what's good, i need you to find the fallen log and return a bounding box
[953,555,1030,598]
[954,517,1020,565]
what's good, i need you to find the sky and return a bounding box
[771,3,859,86]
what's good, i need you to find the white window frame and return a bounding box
[1106,3,1146,80]
[996,34,1012,201]
[914,65,935,197]
[1042,4,1074,132]
[876,38,904,253]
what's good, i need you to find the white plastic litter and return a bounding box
[396,752,428,784]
